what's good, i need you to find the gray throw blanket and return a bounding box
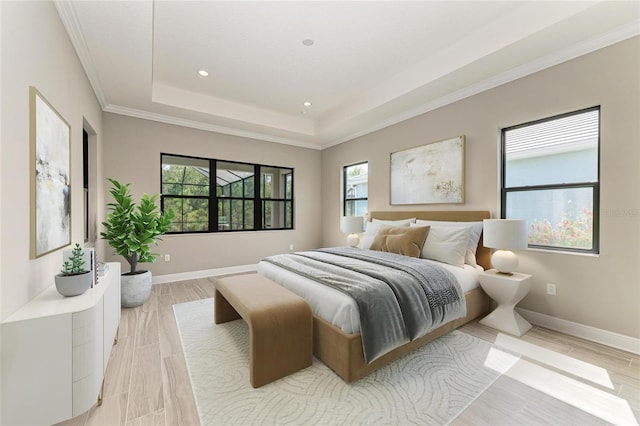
[262,247,466,363]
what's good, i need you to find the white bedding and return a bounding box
[257,253,481,334]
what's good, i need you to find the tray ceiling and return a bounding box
[55,1,639,149]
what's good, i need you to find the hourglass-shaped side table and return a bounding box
[478,269,532,336]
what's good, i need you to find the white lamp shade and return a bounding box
[341,216,363,247]
[341,216,364,234]
[482,219,528,250]
[483,219,527,275]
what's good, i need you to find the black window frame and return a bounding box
[161,153,294,234]
[343,161,368,216]
[501,106,600,254]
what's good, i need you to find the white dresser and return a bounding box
[1,262,121,426]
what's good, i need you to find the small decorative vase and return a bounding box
[55,271,93,297]
[120,270,152,308]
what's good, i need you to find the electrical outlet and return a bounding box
[164,254,171,262]
[289,244,294,251]
[546,283,557,295]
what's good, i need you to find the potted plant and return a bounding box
[55,243,93,297]
[101,178,174,307]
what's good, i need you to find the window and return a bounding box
[161,154,293,233]
[217,161,254,230]
[501,107,599,253]
[343,162,368,216]
[260,166,293,229]
[162,155,210,233]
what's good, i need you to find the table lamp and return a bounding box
[341,216,364,247]
[483,219,528,275]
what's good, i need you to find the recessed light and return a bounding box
[302,39,314,46]
[198,70,209,77]
[303,101,312,107]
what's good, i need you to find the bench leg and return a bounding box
[214,289,241,324]
[249,306,312,388]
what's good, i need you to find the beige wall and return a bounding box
[102,113,322,276]
[321,37,640,339]
[0,1,104,320]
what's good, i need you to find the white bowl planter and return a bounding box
[55,272,93,297]
[121,270,152,308]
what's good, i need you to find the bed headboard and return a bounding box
[369,210,491,270]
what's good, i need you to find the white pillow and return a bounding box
[361,218,415,249]
[412,223,471,268]
[415,220,483,266]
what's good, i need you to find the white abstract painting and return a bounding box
[391,136,464,205]
[32,88,70,257]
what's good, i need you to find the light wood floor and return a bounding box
[60,278,639,426]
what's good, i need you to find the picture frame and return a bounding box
[390,135,465,205]
[30,86,71,258]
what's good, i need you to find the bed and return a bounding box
[257,210,491,382]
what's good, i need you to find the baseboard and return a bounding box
[152,264,258,284]
[517,308,640,355]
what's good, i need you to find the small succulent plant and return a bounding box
[60,243,88,276]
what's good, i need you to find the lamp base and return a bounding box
[346,233,360,248]
[491,249,518,275]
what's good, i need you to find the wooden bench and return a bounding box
[214,274,313,388]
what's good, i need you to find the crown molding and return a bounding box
[53,0,108,109]
[321,22,640,150]
[104,104,321,150]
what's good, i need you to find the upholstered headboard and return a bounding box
[369,210,491,270]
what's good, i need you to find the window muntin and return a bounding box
[161,154,293,233]
[502,107,599,253]
[343,162,368,216]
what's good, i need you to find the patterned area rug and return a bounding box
[174,298,514,425]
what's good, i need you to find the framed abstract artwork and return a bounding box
[390,135,465,205]
[30,87,71,258]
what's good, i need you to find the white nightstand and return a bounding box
[478,269,532,336]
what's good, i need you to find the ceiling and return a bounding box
[54,1,640,150]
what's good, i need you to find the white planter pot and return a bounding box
[55,271,93,297]
[121,270,152,308]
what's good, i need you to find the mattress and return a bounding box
[257,253,482,334]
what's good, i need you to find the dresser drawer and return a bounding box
[72,302,103,381]
[73,306,98,329]
[73,319,96,346]
[72,339,99,381]
[72,369,102,417]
